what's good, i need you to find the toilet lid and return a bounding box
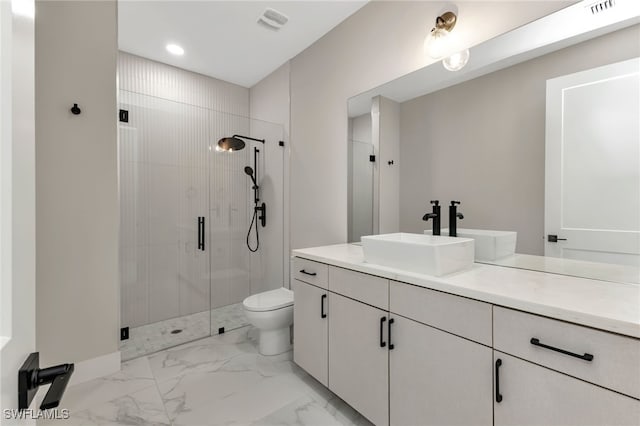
[243,287,293,312]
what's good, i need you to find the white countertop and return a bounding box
[292,244,640,339]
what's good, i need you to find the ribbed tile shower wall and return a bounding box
[118,52,249,115]
[118,52,250,328]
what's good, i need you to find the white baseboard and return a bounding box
[69,351,121,386]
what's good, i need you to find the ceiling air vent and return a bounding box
[586,0,615,15]
[257,8,289,31]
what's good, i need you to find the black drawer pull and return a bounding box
[388,318,395,350]
[495,358,503,403]
[530,338,594,362]
[299,269,317,276]
[380,317,387,348]
[320,294,327,319]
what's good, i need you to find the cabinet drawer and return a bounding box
[292,257,328,289]
[494,352,640,426]
[329,266,389,310]
[494,306,640,399]
[390,281,492,346]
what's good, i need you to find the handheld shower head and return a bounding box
[244,166,257,186]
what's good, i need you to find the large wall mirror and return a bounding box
[348,1,640,284]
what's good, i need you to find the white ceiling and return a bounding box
[118,1,367,87]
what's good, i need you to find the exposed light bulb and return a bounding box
[166,43,184,56]
[442,49,470,71]
[424,28,450,59]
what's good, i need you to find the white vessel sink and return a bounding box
[425,228,517,261]
[361,233,474,277]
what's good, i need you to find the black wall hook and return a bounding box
[70,103,81,115]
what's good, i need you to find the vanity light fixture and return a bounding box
[424,11,470,71]
[424,11,459,59]
[166,43,184,56]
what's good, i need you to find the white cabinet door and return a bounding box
[390,316,493,426]
[329,292,389,426]
[292,279,328,386]
[494,352,640,426]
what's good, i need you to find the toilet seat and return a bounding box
[243,287,293,312]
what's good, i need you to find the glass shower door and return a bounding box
[119,91,211,360]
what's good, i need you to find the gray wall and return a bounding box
[287,1,567,250]
[399,25,640,255]
[249,62,291,288]
[36,1,119,365]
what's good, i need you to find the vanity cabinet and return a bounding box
[389,315,493,426]
[292,256,640,426]
[493,306,640,426]
[329,292,389,426]
[493,352,640,426]
[292,279,328,386]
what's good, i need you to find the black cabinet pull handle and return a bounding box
[495,358,503,403]
[388,318,395,350]
[530,338,593,361]
[299,269,317,276]
[320,294,327,318]
[379,317,387,348]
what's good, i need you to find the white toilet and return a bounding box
[243,287,294,356]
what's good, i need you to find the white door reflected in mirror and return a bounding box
[545,58,640,267]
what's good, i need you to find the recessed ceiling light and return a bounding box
[166,44,184,56]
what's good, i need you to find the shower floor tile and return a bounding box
[40,326,372,426]
[120,303,248,361]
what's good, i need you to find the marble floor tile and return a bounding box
[41,385,171,426]
[58,356,157,413]
[251,395,374,426]
[40,326,371,426]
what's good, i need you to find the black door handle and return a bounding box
[495,358,503,403]
[299,269,317,276]
[530,338,594,361]
[198,217,205,251]
[547,234,567,243]
[201,217,205,251]
[388,318,395,350]
[379,317,387,348]
[320,294,327,318]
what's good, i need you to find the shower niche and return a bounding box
[118,90,284,360]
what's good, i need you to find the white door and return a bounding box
[494,353,640,426]
[545,58,640,266]
[390,316,493,426]
[0,0,37,419]
[291,280,328,386]
[328,292,388,426]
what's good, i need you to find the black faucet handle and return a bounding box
[450,200,461,206]
[430,200,440,206]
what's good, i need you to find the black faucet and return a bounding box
[449,201,464,237]
[422,200,441,235]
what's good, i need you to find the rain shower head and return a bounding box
[216,134,266,152]
[217,136,246,152]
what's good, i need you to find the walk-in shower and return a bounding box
[117,90,284,360]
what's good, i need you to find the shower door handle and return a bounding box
[198,217,205,251]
